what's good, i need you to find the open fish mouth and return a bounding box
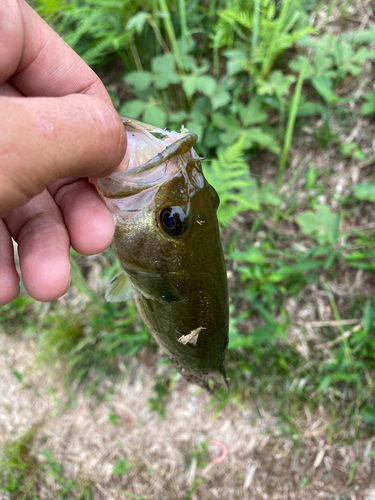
[93,116,198,202]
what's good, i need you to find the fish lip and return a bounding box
[107,133,198,180]
[120,115,168,135]
[94,126,198,200]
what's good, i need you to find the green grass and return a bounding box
[0,428,92,499]
[34,251,151,396]
[0,427,40,499]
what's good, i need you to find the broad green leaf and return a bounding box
[231,248,266,264]
[360,405,375,424]
[335,43,375,79]
[228,324,278,350]
[152,54,174,74]
[289,55,314,79]
[195,60,211,77]
[126,12,149,34]
[320,205,340,241]
[361,89,375,115]
[296,205,341,243]
[143,105,167,128]
[180,54,196,71]
[220,129,241,145]
[212,114,241,131]
[199,75,217,97]
[204,129,220,148]
[211,90,231,110]
[186,120,203,140]
[168,110,187,123]
[295,211,317,234]
[151,55,180,89]
[268,260,322,282]
[257,71,296,97]
[354,183,375,202]
[311,75,337,103]
[296,100,321,117]
[242,127,280,154]
[190,108,208,125]
[119,100,146,119]
[181,75,197,98]
[192,96,212,114]
[312,55,335,78]
[238,97,268,126]
[154,71,180,89]
[224,48,247,76]
[258,183,281,206]
[177,36,195,55]
[343,24,375,43]
[227,58,245,75]
[124,71,152,91]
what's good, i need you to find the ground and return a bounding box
[1,329,375,500]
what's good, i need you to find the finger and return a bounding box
[49,179,115,255]
[4,191,71,302]
[10,0,111,103]
[0,0,24,84]
[0,220,20,305]
[0,94,127,218]
[0,81,24,97]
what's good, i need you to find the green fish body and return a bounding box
[94,117,229,390]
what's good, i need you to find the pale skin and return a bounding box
[0,0,128,305]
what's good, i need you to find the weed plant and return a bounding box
[0,427,92,499]
[34,252,151,395]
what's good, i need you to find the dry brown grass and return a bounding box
[1,330,375,500]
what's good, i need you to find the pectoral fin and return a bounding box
[105,273,133,302]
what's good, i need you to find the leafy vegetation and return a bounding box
[34,252,151,395]
[0,428,92,500]
[25,0,375,432]
[2,0,375,496]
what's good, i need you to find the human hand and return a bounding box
[0,0,127,305]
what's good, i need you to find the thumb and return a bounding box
[0,94,127,217]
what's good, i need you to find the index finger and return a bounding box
[10,0,111,103]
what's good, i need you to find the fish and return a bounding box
[93,117,229,390]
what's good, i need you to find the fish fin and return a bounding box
[105,273,133,302]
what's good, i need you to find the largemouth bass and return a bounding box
[94,117,229,390]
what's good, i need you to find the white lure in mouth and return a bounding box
[116,118,185,173]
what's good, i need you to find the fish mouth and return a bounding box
[92,117,197,200]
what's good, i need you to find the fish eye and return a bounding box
[160,207,184,236]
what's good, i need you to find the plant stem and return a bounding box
[179,0,188,40]
[278,55,307,189]
[158,0,184,71]
[251,0,260,58]
[130,41,143,72]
